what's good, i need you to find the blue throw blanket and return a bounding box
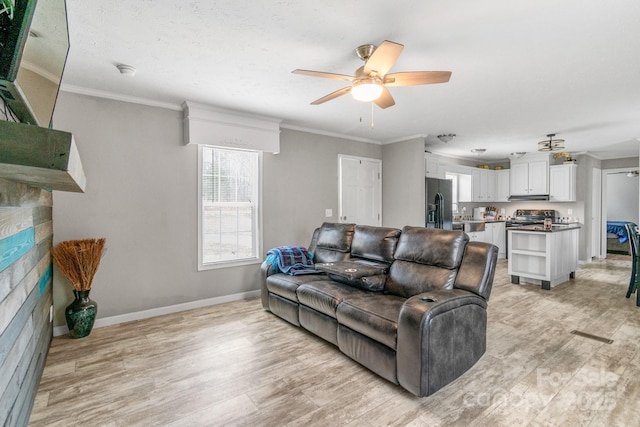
[265,246,320,275]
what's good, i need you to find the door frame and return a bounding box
[600,167,640,257]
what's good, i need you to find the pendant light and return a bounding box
[538,134,565,152]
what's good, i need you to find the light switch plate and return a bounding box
[325,209,332,217]
[567,208,573,215]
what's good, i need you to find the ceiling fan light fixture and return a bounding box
[538,133,565,152]
[351,78,383,102]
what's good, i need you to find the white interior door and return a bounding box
[339,155,382,226]
[592,168,602,258]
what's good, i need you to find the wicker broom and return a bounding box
[51,238,106,291]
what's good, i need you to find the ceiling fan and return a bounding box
[292,40,451,109]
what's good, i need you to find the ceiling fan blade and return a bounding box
[373,87,395,109]
[363,40,404,77]
[292,69,354,81]
[310,86,352,105]
[383,71,452,86]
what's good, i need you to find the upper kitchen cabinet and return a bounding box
[472,168,496,202]
[495,169,510,202]
[510,154,549,196]
[425,154,445,178]
[549,163,577,202]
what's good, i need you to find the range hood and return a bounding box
[0,121,86,192]
[508,194,549,201]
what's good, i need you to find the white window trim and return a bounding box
[197,145,263,271]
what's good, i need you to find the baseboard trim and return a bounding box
[53,290,261,337]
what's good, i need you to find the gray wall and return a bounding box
[263,129,382,249]
[52,92,382,326]
[382,137,425,228]
[0,179,53,427]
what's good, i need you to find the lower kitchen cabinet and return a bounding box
[467,230,485,242]
[507,227,579,289]
[485,222,506,258]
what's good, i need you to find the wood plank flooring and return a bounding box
[29,258,640,426]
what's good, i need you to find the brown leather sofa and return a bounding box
[261,222,498,397]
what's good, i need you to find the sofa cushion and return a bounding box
[266,273,327,302]
[393,226,468,267]
[351,225,401,263]
[336,293,405,350]
[316,222,355,252]
[297,280,364,318]
[311,222,355,263]
[385,226,468,298]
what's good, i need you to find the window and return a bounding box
[199,146,261,269]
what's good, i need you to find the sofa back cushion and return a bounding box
[310,222,355,263]
[351,225,401,263]
[385,226,469,298]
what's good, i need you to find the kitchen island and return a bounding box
[508,224,580,290]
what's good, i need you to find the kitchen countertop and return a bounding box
[507,223,581,232]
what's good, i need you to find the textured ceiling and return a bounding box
[59,0,640,161]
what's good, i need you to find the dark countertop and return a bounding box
[507,224,581,232]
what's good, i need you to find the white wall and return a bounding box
[606,173,639,224]
[51,92,382,325]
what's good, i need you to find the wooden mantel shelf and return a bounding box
[0,121,86,193]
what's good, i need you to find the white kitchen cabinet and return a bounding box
[510,157,549,195]
[549,164,577,202]
[495,170,510,202]
[471,169,496,202]
[508,227,579,289]
[529,160,549,194]
[485,222,506,258]
[471,169,483,202]
[467,230,485,242]
[425,155,444,178]
[486,171,496,202]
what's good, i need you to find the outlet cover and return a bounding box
[325,209,332,217]
[567,208,573,215]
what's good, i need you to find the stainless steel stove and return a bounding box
[506,209,556,227]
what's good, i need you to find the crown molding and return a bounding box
[384,134,428,144]
[60,84,183,111]
[280,123,381,144]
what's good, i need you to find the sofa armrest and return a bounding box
[260,260,275,310]
[396,289,488,397]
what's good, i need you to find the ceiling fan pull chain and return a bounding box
[371,102,375,129]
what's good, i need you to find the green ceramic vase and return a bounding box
[65,290,97,338]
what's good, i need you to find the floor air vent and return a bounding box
[570,330,613,344]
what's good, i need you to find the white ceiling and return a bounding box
[59,0,640,161]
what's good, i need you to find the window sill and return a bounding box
[198,257,262,271]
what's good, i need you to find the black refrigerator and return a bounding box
[426,178,453,229]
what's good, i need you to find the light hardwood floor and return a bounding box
[29,258,640,426]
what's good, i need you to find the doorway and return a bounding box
[338,155,382,226]
[600,167,640,257]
